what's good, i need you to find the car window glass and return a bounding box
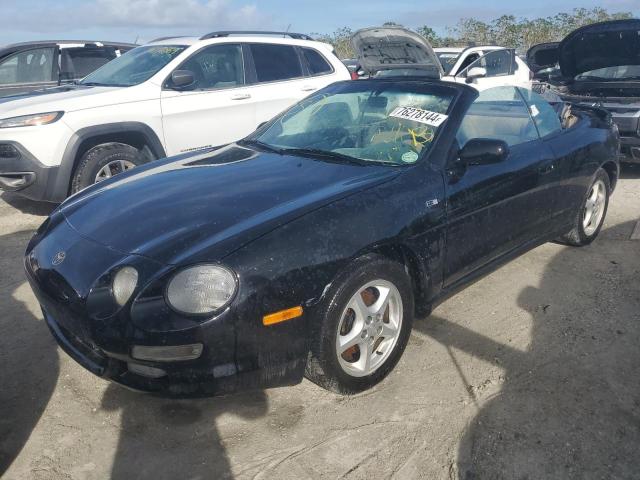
[436,52,460,74]
[257,82,455,164]
[457,53,479,74]
[518,87,562,138]
[456,86,539,148]
[61,47,118,80]
[577,65,640,80]
[81,45,186,87]
[0,47,55,84]
[180,44,244,90]
[463,49,513,77]
[301,48,332,75]
[250,44,303,82]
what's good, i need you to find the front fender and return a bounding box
[222,166,446,378]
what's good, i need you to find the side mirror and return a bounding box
[169,70,196,90]
[460,138,509,166]
[465,66,487,83]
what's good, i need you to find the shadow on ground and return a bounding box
[0,192,57,216]
[415,221,640,479]
[620,162,640,180]
[102,385,269,479]
[0,230,59,475]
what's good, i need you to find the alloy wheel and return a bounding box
[94,160,136,183]
[583,179,606,236]
[336,279,403,377]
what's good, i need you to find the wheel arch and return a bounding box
[360,243,432,317]
[48,122,166,202]
[601,160,619,192]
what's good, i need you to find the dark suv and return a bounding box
[528,20,640,163]
[0,40,136,98]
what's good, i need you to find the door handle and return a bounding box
[301,85,317,92]
[231,93,251,100]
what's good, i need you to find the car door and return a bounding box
[0,46,57,97]
[444,86,554,287]
[454,49,521,90]
[160,43,257,155]
[245,43,317,126]
[517,87,583,229]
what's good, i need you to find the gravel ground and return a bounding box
[1,166,639,480]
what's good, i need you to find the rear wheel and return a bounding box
[71,142,147,194]
[305,255,414,394]
[559,168,610,246]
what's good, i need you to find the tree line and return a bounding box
[313,7,634,58]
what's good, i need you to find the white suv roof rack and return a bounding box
[199,31,313,41]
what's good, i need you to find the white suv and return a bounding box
[0,31,350,202]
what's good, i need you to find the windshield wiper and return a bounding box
[80,81,129,87]
[238,139,284,154]
[279,148,371,166]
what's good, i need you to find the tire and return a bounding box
[559,168,610,246]
[71,142,147,194]
[305,254,414,394]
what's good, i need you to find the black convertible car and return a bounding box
[25,79,619,397]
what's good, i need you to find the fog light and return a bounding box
[127,363,166,378]
[131,343,203,362]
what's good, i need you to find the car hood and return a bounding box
[0,83,153,118]
[59,144,400,265]
[526,42,559,73]
[351,26,444,78]
[557,19,640,78]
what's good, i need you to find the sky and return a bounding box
[0,0,638,45]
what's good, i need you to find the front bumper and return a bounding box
[0,141,61,200]
[42,306,305,397]
[24,216,309,397]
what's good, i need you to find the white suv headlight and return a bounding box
[0,111,63,128]
[166,265,237,315]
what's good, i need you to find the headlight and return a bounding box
[112,266,139,306]
[166,264,237,315]
[0,111,63,128]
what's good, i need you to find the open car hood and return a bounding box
[526,42,559,73]
[351,27,444,78]
[558,19,640,78]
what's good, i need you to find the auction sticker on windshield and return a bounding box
[389,107,448,127]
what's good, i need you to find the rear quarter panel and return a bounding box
[550,106,619,214]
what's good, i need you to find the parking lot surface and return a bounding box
[1,167,639,480]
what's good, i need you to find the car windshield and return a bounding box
[437,52,461,74]
[80,45,186,87]
[576,65,640,81]
[253,80,456,165]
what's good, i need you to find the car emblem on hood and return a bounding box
[52,251,66,266]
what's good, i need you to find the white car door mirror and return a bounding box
[170,70,197,90]
[465,67,487,83]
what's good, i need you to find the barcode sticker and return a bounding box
[389,106,448,127]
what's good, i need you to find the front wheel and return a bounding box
[305,255,414,394]
[559,168,610,246]
[71,142,147,194]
